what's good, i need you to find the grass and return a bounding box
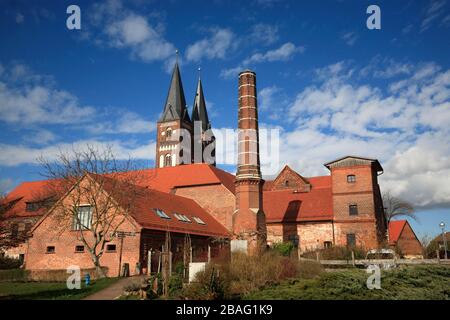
[245,265,450,300]
[0,277,119,300]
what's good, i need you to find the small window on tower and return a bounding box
[284,180,289,187]
[166,128,172,139]
[349,204,358,216]
[347,175,356,183]
[324,241,332,249]
[164,154,172,167]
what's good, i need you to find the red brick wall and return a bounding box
[25,178,142,277]
[267,222,334,252]
[26,214,141,277]
[395,223,423,256]
[174,184,235,231]
[334,221,378,249]
[331,165,383,249]
[270,167,311,192]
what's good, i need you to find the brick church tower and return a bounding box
[232,70,267,254]
[192,74,215,165]
[156,62,215,167]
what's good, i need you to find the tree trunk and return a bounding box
[94,256,106,279]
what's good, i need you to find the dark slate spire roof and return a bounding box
[159,62,191,123]
[191,78,211,131]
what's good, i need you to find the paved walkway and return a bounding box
[83,276,146,300]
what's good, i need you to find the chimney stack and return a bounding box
[232,70,266,254]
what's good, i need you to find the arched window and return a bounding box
[347,175,356,183]
[166,128,172,140]
[164,154,172,167]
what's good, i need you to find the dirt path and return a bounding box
[83,276,146,300]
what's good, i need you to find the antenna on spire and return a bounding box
[175,49,179,64]
[198,67,201,80]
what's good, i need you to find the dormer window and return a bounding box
[347,175,356,183]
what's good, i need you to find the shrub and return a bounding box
[181,264,229,300]
[181,251,312,299]
[0,268,29,282]
[147,273,163,299]
[297,260,324,279]
[168,274,184,297]
[271,241,295,257]
[0,256,22,270]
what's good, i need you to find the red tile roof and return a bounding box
[119,163,236,194]
[306,176,332,189]
[2,164,236,220]
[264,187,333,223]
[90,174,230,238]
[1,180,58,218]
[388,220,407,245]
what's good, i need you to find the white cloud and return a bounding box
[87,0,175,65]
[0,64,95,125]
[279,60,450,209]
[249,24,279,46]
[244,42,303,64]
[24,129,57,145]
[421,0,447,32]
[220,42,304,79]
[341,31,358,46]
[0,63,155,136]
[185,28,235,62]
[0,140,156,167]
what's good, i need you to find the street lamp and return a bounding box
[439,222,448,260]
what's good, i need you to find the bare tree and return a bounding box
[38,145,145,277]
[382,191,417,223]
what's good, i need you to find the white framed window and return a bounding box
[174,213,192,223]
[72,205,93,230]
[154,208,171,219]
[193,216,206,225]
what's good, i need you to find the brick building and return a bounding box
[388,220,423,257]
[1,64,417,276]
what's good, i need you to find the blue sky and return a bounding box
[0,0,449,239]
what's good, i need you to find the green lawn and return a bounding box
[0,277,119,300]
[245,265,450,300]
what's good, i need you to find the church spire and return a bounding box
[191,71,210,132]
[159,60,190,123]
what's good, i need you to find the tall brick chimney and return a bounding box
[232,70,266,254]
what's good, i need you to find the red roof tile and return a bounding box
[119,163,235,194]
[90,174,230,237]
[1,180,58,218]
[388,220,407,245]
[264,187,333,223]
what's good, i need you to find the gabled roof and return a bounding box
[324,155,383,173]
[1,180,58,218]
[159,62,190,123]
[388,220,407,245]
[2,164,236,221]
[90,174,229,237]
[191,78,211,132]
[388,219,422,247]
